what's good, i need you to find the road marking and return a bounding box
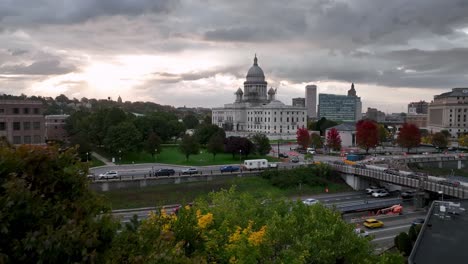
[368,224,412,234]
[373,235,399,242]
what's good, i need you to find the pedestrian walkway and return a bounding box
[92,152,115,166]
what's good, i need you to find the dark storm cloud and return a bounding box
[0,0,177,25]
[153,65,244,84]
[0,60,76,75]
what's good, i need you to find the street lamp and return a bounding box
[86,152,89,163]
[438,190,444,201]
[155,148,157,161]
[119,150,122,165]
[239,149,242,174]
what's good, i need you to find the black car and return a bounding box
[154,169,176,176]
[384,169,400,176]
[291,156,300,163]
[279,153,289,158]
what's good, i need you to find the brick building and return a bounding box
[0,100,45,145]
[45,115,69,142]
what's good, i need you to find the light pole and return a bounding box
[86,152,89,163]
[438,190,444,201]
[155,148,157,161]
[119,150,122,165]
[239,149,242,174]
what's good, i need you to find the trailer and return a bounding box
[243,159,269,170]
[326,198,403,214]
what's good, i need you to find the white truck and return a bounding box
[243,159,269,170]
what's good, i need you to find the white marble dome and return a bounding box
[246,55,265,82]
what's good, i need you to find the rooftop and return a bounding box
[409,200,468,264]
[328,123,356,131]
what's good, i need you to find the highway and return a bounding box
[111,191,427,252]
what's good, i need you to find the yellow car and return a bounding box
[363,218,384,229]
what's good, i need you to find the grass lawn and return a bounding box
[88,158,106,168]
[115,146,279,166]
[99,176,352,209]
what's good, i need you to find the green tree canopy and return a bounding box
[0,145,117,263]
[104,121,142,155]
[179,134,200,161]
[194,124,226,145]
[183,114,200,129]
[207,133,225,160]
[252,133,272,155]
[432,132,448,148]
[144,131,162,158]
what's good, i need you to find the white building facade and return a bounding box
[212,56,307,136]
[428,88,468,139]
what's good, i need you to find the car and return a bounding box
[439,180,461,187]
[353,164,367,169]
[220,165,240,173]
[302,198,319,205]
[372,189,390,198]
[268,162,278,169]
[291,156,300,163]
[307,148,316,154]
[87,173,96,180]
[154,168,176,176]
[279,153,289,158]
[366,186,383,194]
[384,169,400,176]
[412,218,425,226]
[98,170,119,180]
[401,190,416,199]
[363,218,384,229]
[354,228,369,237]
[181,168,199,175]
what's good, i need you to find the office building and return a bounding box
[305,85,317,118]
[45,114,69,142]
[0,100,45,145]
[365,107,386,122]
[427,88,468,138]
[408,100,428,114]
[292,97,305,107]
[318,84,362,122]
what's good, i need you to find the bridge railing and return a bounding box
[329,163,468,199]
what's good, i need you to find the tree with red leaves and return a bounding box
[296,127,310,149]
[356,120,379,154]
[327,128,342,151]
[397,123,421,152]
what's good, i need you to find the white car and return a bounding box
[372,189,390,198]
[366,186,383,194]
[181,168,199,175]
[98,170,119,180]
[354,228,369,237]
[303,198,319,205]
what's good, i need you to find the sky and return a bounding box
[1,0,468,113]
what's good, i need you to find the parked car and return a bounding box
[154,168,176,176]
[401,190,416,199]
[439,180,461,187]
[268,162,278,169]
[87,173,96,180]
[181,168,199,175]
[307,148,316,154]
[98,170,119,180]
[366,186,384,194]
[354,228,369,237]
[220,165,240,173]
[353,164,367,169]
[302,198,319,205]
[363,218,384,229]
[291,156,300,163]
[412,218,425,226]
[372,189,390,198]
[279,153,289,158]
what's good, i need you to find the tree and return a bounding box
[458,134,468,147]
[441,130,450,138]
[194,124,226,145]
[179,134,200,161]
[396,123,421,152]
[251,133,272,155]
[296,127,310,149]
[225,136,254,158]
[202,115,212,125]
[207,134,225,160]
[104,121,142,155]
[432,132,448,148]
[144,132,162,158]
[0,145,117,263]
[327,128,342,151]
[310,133,323,148]
[108,188,403,263]
[356,120,379,154]
[378,124,389,144]
[316,117,339,135]
[396,232,412,256]
[183,114,200,129]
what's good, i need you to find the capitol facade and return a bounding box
[212,56,307,136]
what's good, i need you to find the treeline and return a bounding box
[0,145,404,263]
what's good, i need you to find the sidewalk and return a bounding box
[92,152,115,166]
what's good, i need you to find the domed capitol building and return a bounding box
[212,55,307,138]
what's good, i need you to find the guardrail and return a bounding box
[329,163,468,199]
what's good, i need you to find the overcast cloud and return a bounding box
[1,0,468,113]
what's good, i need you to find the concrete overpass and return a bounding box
[329,163,468,199]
